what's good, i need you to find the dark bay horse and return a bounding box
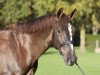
[0,8,77,75]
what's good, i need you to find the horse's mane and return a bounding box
[10,14,56,33]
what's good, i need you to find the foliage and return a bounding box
[71,0,100,30]
[0,0,33,25]
[32,0,56,16]
[0,0,100,29]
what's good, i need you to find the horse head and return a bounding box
[52,8,77,66]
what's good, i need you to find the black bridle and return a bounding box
[53,28,74,51]
[59,41,73,47]
[54,28,73,48]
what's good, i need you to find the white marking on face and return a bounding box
[70,44,74,51]
[68,23,74,51]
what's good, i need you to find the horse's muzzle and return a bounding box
[65,56,77,66]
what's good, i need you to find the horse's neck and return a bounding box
[17,27,53,63]
[30,27,53,58]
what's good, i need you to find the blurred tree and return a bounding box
[32,0,56,16]
[92,14,99,35]
[69,0,100,52]
[91,0,100,35]
[0,0,71,27]
[0,0,33,26]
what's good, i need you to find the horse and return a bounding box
[0,8,77,75]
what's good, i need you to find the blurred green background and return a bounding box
[0,0,100,75]
[35,48,100,75]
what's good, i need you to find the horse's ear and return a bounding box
[57,8,64,18]
[68,9,77,20]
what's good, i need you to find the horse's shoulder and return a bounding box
[0,30,14,51]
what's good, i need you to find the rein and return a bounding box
[75,62,85,75]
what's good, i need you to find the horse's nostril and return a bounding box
[72,60,76,64]
[66,57,70,63]
[66,58,71,65]
[72,57,77,63]
[65,56,77,66]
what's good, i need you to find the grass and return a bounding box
[35,47,100,75]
